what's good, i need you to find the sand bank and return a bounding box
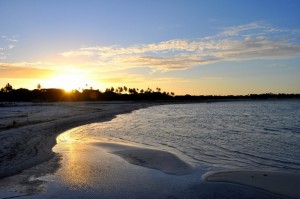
[0,102,156,178]
[204,170,300,198]
[96,142,194,175]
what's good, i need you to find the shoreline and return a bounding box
[204,170,300,199]
[1,100,299,198]
[0,101,160,178]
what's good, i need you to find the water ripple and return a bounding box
[70,100,300,172]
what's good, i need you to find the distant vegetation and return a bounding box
[0,83,299,102]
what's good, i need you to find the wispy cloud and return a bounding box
[0,61,53,68]
[61,22,300,71]
[7,39,18,42]
[0,35,19,60]
[99,74,146,84]
[99,74,188,85]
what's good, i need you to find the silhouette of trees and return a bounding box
[0,82,299,102]
[116,87,123,94]
[123,86,127,93]
[4,83,13,92]
[128,88,137,95]
[146,87,152,93]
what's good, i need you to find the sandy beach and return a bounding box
[0,102,299,199]
[0,102,154,178]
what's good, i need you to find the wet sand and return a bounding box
[96,142,194,175]
[98,142,300,198]
[204,170,300,199]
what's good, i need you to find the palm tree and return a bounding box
[118,87,123,93]
[4,83,13,92]
[128,88,133,94]
[128,88,137,95]
[37,83,42,90]
[146,87,152,93]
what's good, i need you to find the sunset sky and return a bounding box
[1,0,300,95]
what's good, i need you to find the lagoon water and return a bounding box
[64,100,300,172]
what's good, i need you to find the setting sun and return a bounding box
[44,73,90,92]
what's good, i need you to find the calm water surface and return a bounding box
[65,100,300,172]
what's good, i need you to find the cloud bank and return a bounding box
[60,22,300,71]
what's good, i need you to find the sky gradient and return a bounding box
[1,0,300,95]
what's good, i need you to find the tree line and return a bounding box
[0,83,175,102]
[0,83,299,102]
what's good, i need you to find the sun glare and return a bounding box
[45,73,90,92]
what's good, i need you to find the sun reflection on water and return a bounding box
[53,130,96,188]
[52,128,127,190]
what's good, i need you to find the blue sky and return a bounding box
[1,0,300,94]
